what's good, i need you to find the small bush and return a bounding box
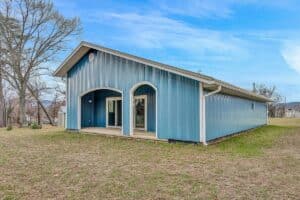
[6,125,12,131]
[31,122,42,129]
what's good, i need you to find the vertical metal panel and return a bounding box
[205,93,267,141]
[67,50,200,142]
[81,92,95,127]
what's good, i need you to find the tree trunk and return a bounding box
[7,115,11,127]
[18,87,26,127]
[0,71,5,127]
[37,103,41,125]
[26,84,54,125]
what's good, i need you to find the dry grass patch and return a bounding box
[269,117,300,127]
[0,120,299,199]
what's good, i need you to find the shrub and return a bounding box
[6,125,12,131]
[31,122,42,129]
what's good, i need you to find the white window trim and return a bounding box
[106,97,122,128]
[133,95,147,131]
[129,81,157,138]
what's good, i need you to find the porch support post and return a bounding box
[123,88,130,136]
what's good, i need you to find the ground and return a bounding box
[0,118,299,200]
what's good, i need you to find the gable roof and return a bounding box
[54,41,272,102]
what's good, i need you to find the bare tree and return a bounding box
[2,85,17,127]
[48,91,65,124]
[0,0,80,127]
[0,70,5,127]
[27,78,54,125]
[0,40,6,127]
[25,97,36,124]
[252,83,283,117]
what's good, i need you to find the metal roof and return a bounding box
[54,41,272,102]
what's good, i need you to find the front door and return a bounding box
[106,97,122,128]
[134,95,147,130]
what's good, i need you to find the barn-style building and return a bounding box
[54,41,270,144]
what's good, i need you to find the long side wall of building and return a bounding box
[205,93,267,141]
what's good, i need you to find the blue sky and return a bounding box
[53,0,300,102]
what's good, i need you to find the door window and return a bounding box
[106,98,122,127]
[134,96,147,130]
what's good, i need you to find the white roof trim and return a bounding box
[54,41,272,102]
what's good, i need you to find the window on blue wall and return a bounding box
[251,102,255,110]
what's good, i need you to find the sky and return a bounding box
[53,0,300,102]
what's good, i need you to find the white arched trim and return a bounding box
[129,81,158,138]
[79,87,122,97]
[77,87,124,134]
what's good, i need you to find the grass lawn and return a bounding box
[269,117,300,127]
[0,119,299,199]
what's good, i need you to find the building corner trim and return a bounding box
[200,84,222,145]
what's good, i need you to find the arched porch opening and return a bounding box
[130,82,157,138]
[79,88,123,135]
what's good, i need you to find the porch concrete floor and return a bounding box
[132,130,156,139]
[80,127,158,140]
[81,127,122,136]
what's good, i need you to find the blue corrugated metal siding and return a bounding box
[81,92,95,127]
[134,85,156,132]
[67,50,200,142]
[205,93,267,141]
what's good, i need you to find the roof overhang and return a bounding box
[54,42,215,84]
[54,43,90,76]
[203,83,271,102]
[54,41,273,103]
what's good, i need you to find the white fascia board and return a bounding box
[55,41,272,103]
[81,42,214,84]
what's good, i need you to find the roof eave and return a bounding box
[53,42,90,77]
[203,82,273,102]
[53,41,273,102]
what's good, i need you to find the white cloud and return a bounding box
[156,0,233,19]
[155,0,299,19]
[53,0,299,20]
[281,43,300,74]
[87,12,249,61]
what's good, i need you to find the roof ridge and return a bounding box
[54,41,272,102]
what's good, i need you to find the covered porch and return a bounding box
[80,83,157,140]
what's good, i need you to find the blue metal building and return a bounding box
[54,41,270,144]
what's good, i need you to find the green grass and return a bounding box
[214,118,300,156]
[0,119,299,199]
[37,124,295,157]
[215,125,295,156]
